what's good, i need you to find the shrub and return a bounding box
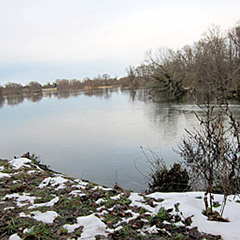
[149,162,190,192]
[179,96,240,216]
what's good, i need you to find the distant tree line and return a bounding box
[55,74,119,92]
[0,75,121,97]
[129,23,240,100]
[0,72,147,98]
[0,82,42,96]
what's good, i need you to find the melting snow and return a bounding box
[4,193,36,207]
[129,193,159,214]
[96,198,104,205]
[110,194,122,200]
[29,196,59,209]
[69,190,86,197]
[20,210,59,224]
[123,210,140,223]
[93,186,113,191]
[63,214,107,239]
[73,179,89,189]
[9,233,22,240]
[147,191,240,240]
[9,158,31,169]
[38,176,69,189]
[0,172,10,178]
[4,206,15,211]
[146,225,158,234]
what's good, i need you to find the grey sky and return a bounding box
[0,0,239,85]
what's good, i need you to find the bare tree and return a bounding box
[4,82,23,95]
[24,81,42,94]
[145,49,186,100]
[179,94,240,218]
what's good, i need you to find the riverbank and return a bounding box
[0,155,239,240]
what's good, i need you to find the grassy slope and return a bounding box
[0,157,222,240]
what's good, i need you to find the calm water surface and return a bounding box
[1,89,239,192]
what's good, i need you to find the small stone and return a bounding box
[118,211,125,217]
[189,227,201,239]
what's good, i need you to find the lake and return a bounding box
[0,89,239,192]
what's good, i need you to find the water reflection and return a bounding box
[127,89,149,102]
[0,88,122,108]
[6,94,24,105]
[82,88,118,99]
[1,88,240,192]
[0,97,5,108]
[0,87,185,108]
[149,105,182,138]
[25,93,43,103]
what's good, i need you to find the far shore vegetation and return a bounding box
[0,22,240,103]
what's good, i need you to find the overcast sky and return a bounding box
[0,0,239,85]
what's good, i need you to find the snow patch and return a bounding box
[23,227,34,234]
[96,198,104,205]
[69,190,86,198]
[129,193,160,214]
[38,176,69,189]
[9,158,31,169]
[110,194,122,200]
[9,233,22,240]
[3,193,36,207]
[4,206,15,211]
[93,186,113,191]
[147,191,240,240]
[63,214,107,239]
[28,196,59,209]
[0,172,10,178]
[123,210,140,223]
[74,179,89,186]
[73,180,89,189]
[19,210,58,224]
[107,226,122,234]
[146,225,159,234]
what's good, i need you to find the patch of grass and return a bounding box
[56,196,96,217]
[0,217,35,237]
[10,183,26,193]
[173,233,188,240]
[33,190,55,204]
[213,201,221,208]
[69,226,83,239]
[57,196,80,208]
[118,225,135,238]
[11,173,26,181]
[156,207,167,221]
[0,160,14,173]
[103,197,115,209]
[117,196,131,206]
[23,222,52,240]
[29,206,50,213]
[103,213,119,224]
[104,191,118,198]
[85,182,97,189]
[138,207,148,215]
[59,226,68,234]
[149,207,171,225]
